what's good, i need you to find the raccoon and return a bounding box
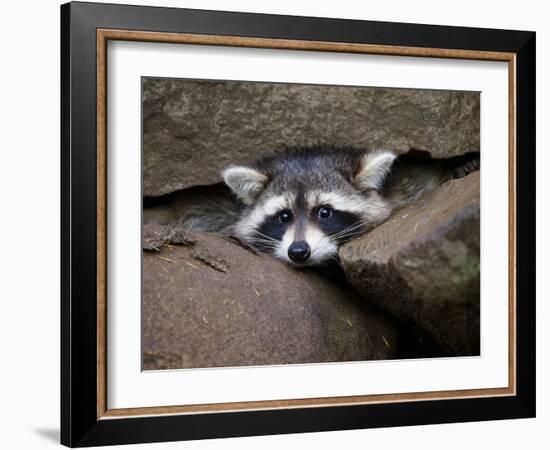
[222,145,479,266]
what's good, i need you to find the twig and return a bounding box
[184,260,198,269]
[157,255,176,263]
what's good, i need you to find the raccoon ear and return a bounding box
[353,150,397,191]
[222,166,268,204]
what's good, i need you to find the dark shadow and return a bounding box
[34,428,59,444]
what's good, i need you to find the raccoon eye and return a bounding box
[318,206,333,219]
[278,210,293,224]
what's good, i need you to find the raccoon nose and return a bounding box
[288,241,311,262]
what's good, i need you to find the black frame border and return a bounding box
[61,2,536,447]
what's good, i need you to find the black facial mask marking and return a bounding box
[313,208,362,242]
[256,214,288,246]
[256,205,362,251]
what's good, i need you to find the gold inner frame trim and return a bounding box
[96,28,517,420]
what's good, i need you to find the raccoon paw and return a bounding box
[452,157,480,179]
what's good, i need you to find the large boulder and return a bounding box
[143,78,480,196]
[142,225,401,370]
[339,172,480,356]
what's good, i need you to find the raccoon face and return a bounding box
[223,148,396,266]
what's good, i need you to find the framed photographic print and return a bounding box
[60,1,536,447]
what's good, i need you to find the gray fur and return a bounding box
[224,145,479,266]
[143,183,240,232]
[231,145,395,237]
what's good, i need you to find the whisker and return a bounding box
[331,233,361,242]
[331,221,365,234]
[332,225,365,237]
[330,221,369,240]
[248,236,280,250]
[250,240,278,248]
[253,230,280,243]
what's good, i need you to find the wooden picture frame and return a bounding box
[61,1,535,447]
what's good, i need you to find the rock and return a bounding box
[143,78,480,196]
[142,225,400,370]
[339,172,480,356]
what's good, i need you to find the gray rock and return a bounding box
[142,225,400,370]
[143,78,480,196]
[339,172,480,356]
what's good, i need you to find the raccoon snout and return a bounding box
[288,241,311,263]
